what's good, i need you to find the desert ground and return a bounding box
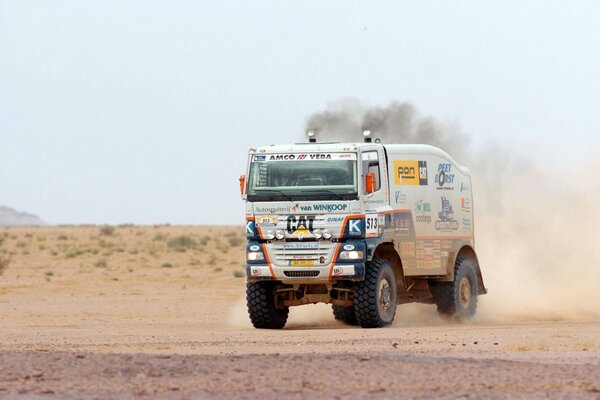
[0,226,599,399]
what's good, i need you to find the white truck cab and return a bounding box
[240,133,486,328]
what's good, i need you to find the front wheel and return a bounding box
[246,281,289,329]
[332,304,358,325]
[430,257,478,320]
[353,259,397,328]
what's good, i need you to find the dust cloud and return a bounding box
[304,99,600,323]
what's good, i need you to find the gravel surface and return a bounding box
[1,350,600,399]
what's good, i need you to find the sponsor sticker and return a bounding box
[294,203,348,213]
[394,190,408,204]
[343,244,355,251]
[415,199,432,224]
[249,245,260,252]
[435,163,455,190]
[434,197,459,231]
[286,215,315,233]
[460,197,471,213]
[333,265,355,276]
[400,241,416,257]
[256,215,278,226]
[258,153,357,161]
[394,161,428,186]
[283,242,319,250]
[348,219,362,236]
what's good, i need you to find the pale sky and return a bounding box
[1,1,599,224]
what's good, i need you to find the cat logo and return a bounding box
[292,225,310,238]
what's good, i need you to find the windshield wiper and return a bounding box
[299,189,346,200]
[253,189,293,201]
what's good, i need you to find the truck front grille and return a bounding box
[283,270,320,278]
[268,241,336,267]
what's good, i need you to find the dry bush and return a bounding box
[167,236,198,252]
[99,225,115,236]
[0,256,9,275]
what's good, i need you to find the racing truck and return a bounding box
[240,131,486,328]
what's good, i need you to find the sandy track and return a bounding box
[1,347,599,399]
[1,227,600,398]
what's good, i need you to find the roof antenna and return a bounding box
[363,130,372,143]
[307,130,317,143]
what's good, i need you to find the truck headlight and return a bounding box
[313,229,322,239]
[275,230,285,240]
[247,251,265,261]
[339,250,364,260]
[265,230,275,240]
[322,229,332,239]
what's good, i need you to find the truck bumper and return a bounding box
[246,263,365,282]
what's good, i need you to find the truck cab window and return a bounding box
[362,151,381,193]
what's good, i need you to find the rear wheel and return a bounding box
[353,259,397,328]
[332,304,358,325]
[246,281,289,329]
[430,257,478,320]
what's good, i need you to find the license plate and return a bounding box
[290,260,315,267]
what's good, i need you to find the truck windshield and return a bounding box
[247,153,358,201]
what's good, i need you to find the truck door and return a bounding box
[361,147,389,212]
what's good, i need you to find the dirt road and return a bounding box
[1,226,599,398]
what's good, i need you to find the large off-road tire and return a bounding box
[353,259,397,328]
[332,304,358,326]
[246,281,289,329]
[430,257,478,320]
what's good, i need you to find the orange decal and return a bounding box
[328,243,342,281]
[261,244,277,279]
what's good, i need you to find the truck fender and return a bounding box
[372,243,409,298]
[445,244,487,295]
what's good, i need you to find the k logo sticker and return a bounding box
[348,219,361,235]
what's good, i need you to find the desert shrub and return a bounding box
[95,259,107,268]
[0,256,9,275]
[128,248,139,255]
[16,241,27,248]
[167,235,197,252]
[161,262,173,268]
[57,234,68,240]
[213,267,223,272]
[233,270,245,278]
[45,271,54,277]
[99,225,115,236]
[199,236,211,246]
[227,236,244,247]
[153,232,169,241]
[207,255,217,266]
[65,248,85,258]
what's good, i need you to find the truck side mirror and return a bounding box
[365,172,376,194]
[239,175,246,196]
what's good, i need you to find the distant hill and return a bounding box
[0,206,46,226]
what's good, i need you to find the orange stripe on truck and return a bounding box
[261,243,276,279]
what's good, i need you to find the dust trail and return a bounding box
[304,99,600,322]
